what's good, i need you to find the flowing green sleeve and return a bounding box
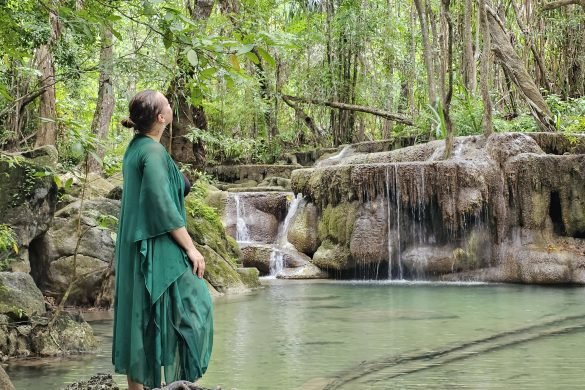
[133,142,185,241]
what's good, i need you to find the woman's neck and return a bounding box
[144,126,164,143]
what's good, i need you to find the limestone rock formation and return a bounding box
[289,132,585,284]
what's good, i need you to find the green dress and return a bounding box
[112,134,213,388]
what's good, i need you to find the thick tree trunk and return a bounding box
[414,0,437,107]
[479,0,494,137]
[485,6,556,132]
[35,45,58,147]
[88,27,114,172]
[441,0,454,159]
[162,0,214,168]
[462,0,477,94]
[511,1,551,92]
[35,1,61,147]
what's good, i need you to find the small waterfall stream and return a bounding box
[235,194,252,244]
[267,194,304,278]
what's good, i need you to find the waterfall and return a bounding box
[267,194,304,277]
[235,194,252,243]
[315,145,353,167]
[395,164,402,279]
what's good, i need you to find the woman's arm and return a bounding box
[170,227,205,278]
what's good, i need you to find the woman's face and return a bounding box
[157,93,173,125]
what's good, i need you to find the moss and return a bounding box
[196,244,243,292]
[236,267,261,288]
[318,202,359,245]
[0,160,56,215]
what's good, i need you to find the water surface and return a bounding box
[6,280,585,389]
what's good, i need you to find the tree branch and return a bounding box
[281,95,414,126]
[542,0,585,11]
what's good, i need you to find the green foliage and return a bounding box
[0,224,18,271]
[451,93,483,136]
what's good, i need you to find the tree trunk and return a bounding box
[414,0,437,108]
[462,0,477,94]
[88,27,114,172]
[162,0,214,168]
[485,6,556,132]
[35,1,61,147]
[479,0,494,137]
[511,0,551,92]
[441,0,454,158]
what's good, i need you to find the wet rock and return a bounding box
[63,373,119,390]
[277,262,329,279]
[312,240,353,271]
[349,200,389,265]
[206,164,301,183]
[240,244,312,275]
[288,201,320,256]
[0,365,15,390]
[224,192,289,244]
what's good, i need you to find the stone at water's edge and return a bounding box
[0,365,15,390]
[0,272,46,318]
[289,132,585,284]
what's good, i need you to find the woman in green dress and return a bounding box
[112,90,213,390]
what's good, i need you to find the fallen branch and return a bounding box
[281,95,324,137]
[281,95,414,126]
[542,0,585,11]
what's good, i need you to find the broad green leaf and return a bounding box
[200,67,217,79]
[187,49,199,67]
[256,47,275,67]
[245,51,260,65]
[236,44,255,55]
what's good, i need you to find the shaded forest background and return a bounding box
[1,0,584,172]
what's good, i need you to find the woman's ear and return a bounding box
[158,113,166,123]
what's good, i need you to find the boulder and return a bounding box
[278,263,329,279]
[288,201,320,256]
[312,240,353,271]
[0,272,45,318]
[0,160,58,270]
[240,244,312,275]
[29,198,119,305]
[63,373,119,390]
[0,312,97,359]
[349,200,388,264]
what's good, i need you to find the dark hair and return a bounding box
[120,90,165,133]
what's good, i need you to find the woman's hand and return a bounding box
[186,248,205,279]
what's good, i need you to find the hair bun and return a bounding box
[121,118,136,128]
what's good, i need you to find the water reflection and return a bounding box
[6,281,585,389]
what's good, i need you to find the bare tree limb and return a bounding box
[281,95,324,137]
[542,0,585,11]
[281,95,414,126]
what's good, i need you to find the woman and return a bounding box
[112,90,213,390]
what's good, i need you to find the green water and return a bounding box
[6,280,585,389]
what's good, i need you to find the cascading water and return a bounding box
[267,194,304,278]
[235,194,252,243]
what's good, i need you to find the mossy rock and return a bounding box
[236,267,261,288]
[30,312,97,356]
[196,244,245,293]
[185,195,239,267]
[312,239,353,270]
[318,202,359,245]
